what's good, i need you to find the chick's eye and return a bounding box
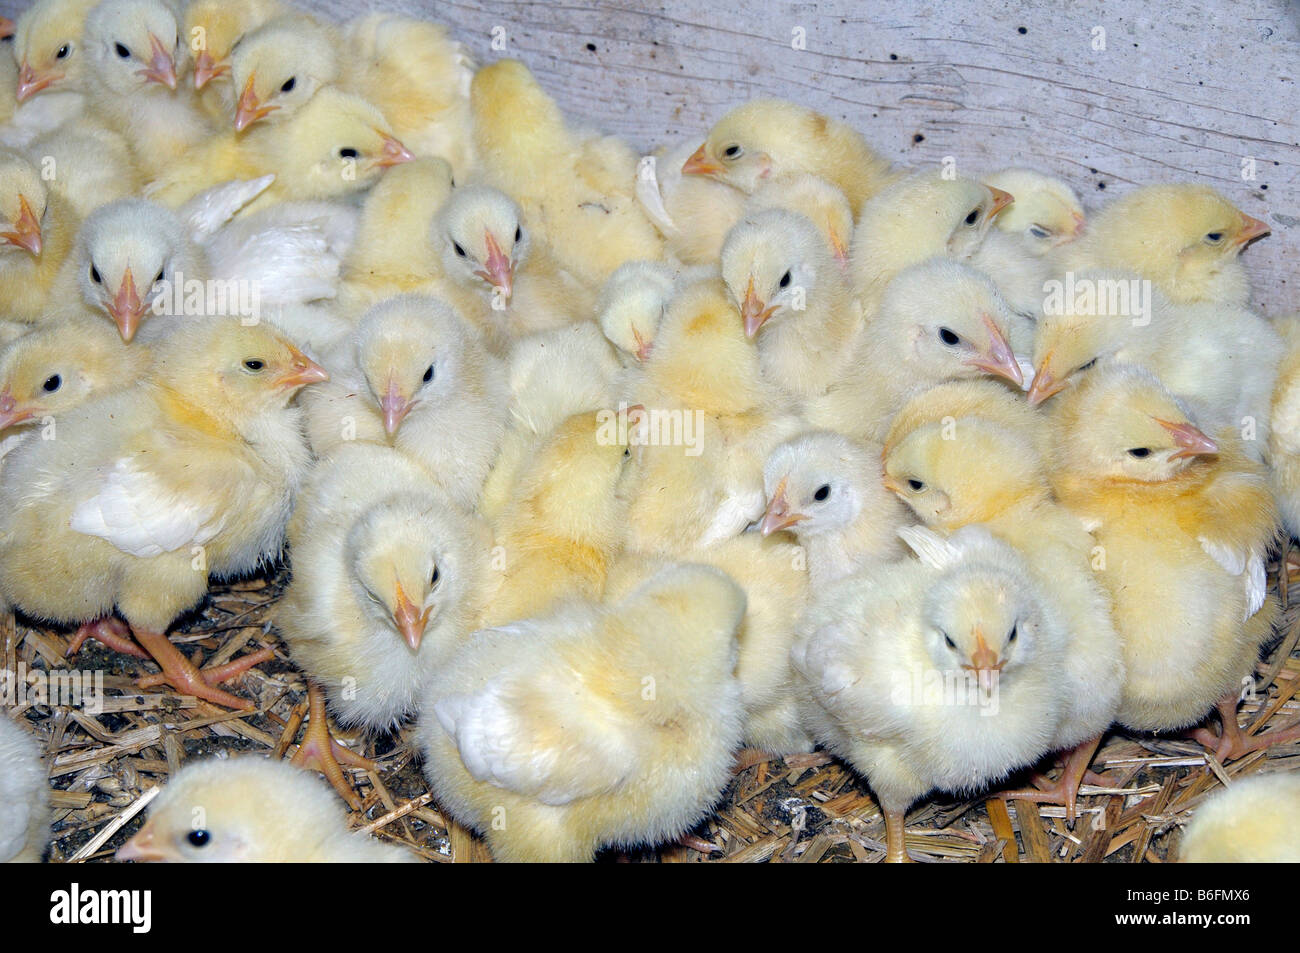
[1078,357,1098,372]
[115,43,131,58]
[1205,232,1224,243]
[907,479,925,491]
[813,484,830,501]
[154,269,165,285]
[187,829,211,848]
[779,271,791,289]
[938,327,960,346]
[964,208,980,226]
[422,365,434,384]
[430,565,440,586]
[90,265,101,284]
[514,226,522,243]
[1127,447,1150,458]
[1028,225,1050,239]
[452,242,466,257]
[339,148,359,160]
[57,45,71,59]
[243,359,265,372]
[280,76,296,93]
[622,446,631,458]
[42,374,61,392]
[943,633,956,650]
[1008,625,1018,643]
[722,144,742,159]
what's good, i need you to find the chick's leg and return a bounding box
[135,647,276,690]
[290,681,377,810]
[882,805,913,863]
[994,736,1103,823]
[1192,695,1300,761]
[66,618,150,659]
[129,627,257,710]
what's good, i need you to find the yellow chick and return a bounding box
[883,413,1123,817]
[1049,364,1284,759]
[805,258,1025,443]
[419,562,747,862]
[0,147,74,323]
[745,172,855,265]
[226,13,339,132]
[760,430,909,588]
[983,167,1085,252]
[720,208,863,401]
[301,294,509,510]
[0,713,50,863]
[278,442,493,805]
[185,0,286,99]
[682,99,895,216]
[596,260,678,365]
[1268,313,1300,538]
[882,378,1049,459]
[1178,774,1300,863]
[635,136,749,266]
[1061,184,1269,307]
[24,121,141,218]
[117,757,418,862]
[0,319,327,710]
[793,524,1070,862]
[471,59,664,288]
[7,0,98,145]
[82,0,214,181]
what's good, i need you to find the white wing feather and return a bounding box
[69,459,225,558]
[1199,537,1267,619]
[179,175,276,240]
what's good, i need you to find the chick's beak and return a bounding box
[108,268,144,342]
[1236,213,1270,247]
[393,581,432,651]
[741,276,777,338]
[987,186,1014,219]
[1026,352,1064,406]
[830,230,849,265]
[0,387,36,431]
[117,822,167,862]
[1,194,43,256]
[631,327,652,362]
[965,313,1023,387]
[1155,418,1218,459]
[380,377,414,436]
[274,350,329,391]
[473,230,513,298]
[759,478,806,536]
[682,143,724,177]
[16,60,61,103]
[881,473,905,496]
[373,133,414,168]
[137,34,177,89]
[962,630,1004,677]
[234,73,276,131]
[193,50,228,89]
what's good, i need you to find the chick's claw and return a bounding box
[290,682,377,811]
[129,628,258,711]
[1193,695,1300,762]
[66,617,150,660]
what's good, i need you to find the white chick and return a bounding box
[117,757,418,862]
[419,563,747,862]
[793,524,1069,861]
[982,167,1085,252]
[1179,774,1300,863]
[635,136,749,266]
[0,714,50,863]
[5,0,98,147]
[596,260,677,365]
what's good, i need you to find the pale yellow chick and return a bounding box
[25,121,141,218]
[635,136,748,266]
[185,0,286,99]
[596,260,677,365]
[6,0,99,146]
[1178,774,1300,863]
[745,172,855,265]
[0,147,74,323]
[983,167,1085,252]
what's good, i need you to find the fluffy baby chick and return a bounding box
[883,412,1123,816]
[1178,774,1300,863]
[1268,314,1300,538]
[983,167,1085,252]
[227,13,339,132]
[596,260,678,365]
[6,0,98,145]
[0,319,326,710]
[431,184,593,351]
[278,442,492,803]
[0,147,73,322]
[882,378,1049,459]
[82,0,214,180]
[849,169,1014,310]
[793,524,1069,861]
[420,563,747,862]
[806,259,1024,444]
[1063,184,1269,307]
[117,757,417,862]
[1027,275,1280,461]
[0,714,50,863]
[185,0,285,98]
[302,295,508,510]
[760,431,908,588]
[636,136,749,266]
[1050,364,1284,758]
[25,121,141,218]
[721,208,863,401]
[745,173,855,265]
[683,99,895,216]
[471,59,663,288]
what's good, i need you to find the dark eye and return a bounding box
[243,359,265,371]
[938,327,960,346]
[623,446,631,458]
[907,479,924,491]
[154,269,164,285]
[722,144,742,159]
[280,76,296,93]
[452,242,466,257]
[430,565,440,586]
[187,829,211,847]
[514,226,522,242]
[943,633,956,650]
[56,45,71,59]
[779,271,791,289]
[964,208,980,226]
[813,484,830,501]
[90,265,101,284]
[1008,625,1018,643]
[1077,357,1098,372]
[1205,232,1223,243]
[1028,225,1050,239]
[422,365,434,383]
[43,374,61,392]
[115,43,131,59]
[1127,447,1150,458]
[339,148,359,160]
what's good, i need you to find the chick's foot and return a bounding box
[66,617,150,659]
[290,682,377,810]
[994,736,1103,823]
[129,628,258,710]
[1192,695,1300,761]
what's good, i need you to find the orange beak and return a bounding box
[379,377,414,436]
[373,132,415,168]
[881,473,906,496]
[393,581,432,651]
[682,143,724,177]
[2,194,43,256]
[965,313,1023,387]
[741,276,777,338]
[829,229,849,265]
[274,349,329,391]
[0,17,14,40]
[16,60,62,102]
[1155,418,1218,459]
[137,33,177,89]
[108,267,145,342]
[116,821,166,862]
[987,186,1014,219]
[1236,213,1270,247]
[631,326,653,362]
[0,386,37,432]
[1066,209,1087,238]
[759,477,807,536]
[962,630,1004,677]
[473,229,513,298]
[1026,352,1065,406]
[193,50,229,89]
[234,73,276,131]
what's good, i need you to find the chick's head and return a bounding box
[185,0,276,89]
[84,0,183,94]
[1053,363,1218,483]
[683,99,836,194]
[761,431,879,538]
[746,173,854,263]
[434,184,526,301]
[12,0,98,102]
[0,319,137,432]
[72,198,192,342]
[983,168,1084,250]
[922,559,1041,681]
[0,148,47,259]
[229,21,338,132]
[721,209,830,339]
[597,260,676,362]
[877,259,1024,388]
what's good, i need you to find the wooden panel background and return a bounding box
[4,0,1297,313]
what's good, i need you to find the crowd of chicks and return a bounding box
[0,0,1297,865]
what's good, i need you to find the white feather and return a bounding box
[70,459,225,558]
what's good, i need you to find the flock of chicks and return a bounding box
[0,0,1297,865]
